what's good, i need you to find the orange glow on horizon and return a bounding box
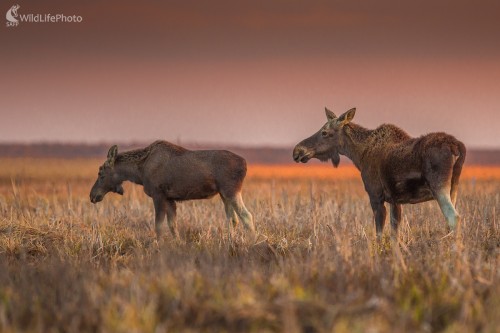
[247,164,500,180]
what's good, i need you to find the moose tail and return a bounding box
[450,140,466,205]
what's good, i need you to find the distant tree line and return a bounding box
[0,143,498,165]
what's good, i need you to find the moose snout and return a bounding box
[293,146,313,163]
[90,193,103,204]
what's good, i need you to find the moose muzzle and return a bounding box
[90,193,103,204]
[293,146,314,163]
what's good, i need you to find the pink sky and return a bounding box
[1,0,499,148]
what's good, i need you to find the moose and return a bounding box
[293,107,466,235]
[90,141,255,239]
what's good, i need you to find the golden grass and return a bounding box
[0,158,498,332]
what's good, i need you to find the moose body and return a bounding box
[293,107,466,234]
[90,141,255,238]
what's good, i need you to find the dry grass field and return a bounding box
[0,158,498,332]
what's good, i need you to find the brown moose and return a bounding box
[293,107,466,235]
[90,141,255,238]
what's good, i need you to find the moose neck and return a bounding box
[338,123,372,171]
[114,159,143,185]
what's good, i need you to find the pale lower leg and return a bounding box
[233,192,255,232]
[231,211,239,227]
[222,196,239,226]
[222,198,235,242]
[436,192,460,229]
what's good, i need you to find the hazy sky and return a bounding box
[1,0,499,148]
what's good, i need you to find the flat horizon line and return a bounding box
[0,141,499,151]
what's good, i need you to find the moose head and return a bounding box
[90,145,124,203]
[293,107,356,167]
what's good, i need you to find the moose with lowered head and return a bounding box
[293,107,466,236]
[90,141,255,239]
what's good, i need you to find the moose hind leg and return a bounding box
[426,149,460,229]
[450,151,463,207]
[450,169,461,207]
[232,192,255,233]
[221,196,236,242]
[221,195,239,227]
[450,187,458,208]
[434,190,460,230]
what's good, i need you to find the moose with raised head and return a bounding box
[90,141,255,239]
[293,107,466,235]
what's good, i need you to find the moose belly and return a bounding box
[161,180,218,201]
[387,175,434,204]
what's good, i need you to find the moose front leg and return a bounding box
[370,199,387,236]
[153,196,168,239]
[389,203,402,234]
[165,200,178,238]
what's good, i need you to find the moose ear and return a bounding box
[325,107,336,121]
[107,145,118,167]
[337,108,356,126]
